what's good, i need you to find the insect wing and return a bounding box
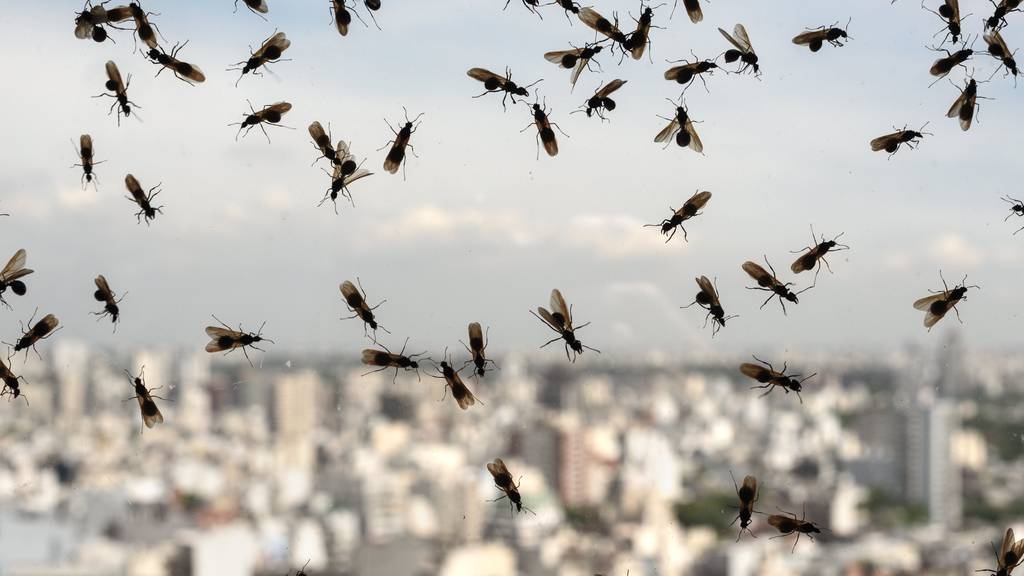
[550,289,572,328]
[467,67,508,89]
[544,48,584,66]
[0,249,30,282]
[793,30,828,46]
[913,293,946,311]
[254,32,290,60]
[684,119,703,153]
[105,61,125,93]
[740,362,771,381]
[655,117,680,143]
[696,276,720,306]
[596,78,626,98]
[870,132,902,151]
[742,261,771,283]
[468,322,484,351]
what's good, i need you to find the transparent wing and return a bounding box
[870,133,900,151]
[655,118,680,143]
[1,249,27,280]
[544,48,583,65]
[684,120,703,153]
[742,261,771,282]
[913,293,946,311]
[105,61,124,91]
[550,289,571,326]
[596,78,626,98]
[467,67,507,87]
[696,276,719,305]
[733,24,753,51]
[793,30,828,45]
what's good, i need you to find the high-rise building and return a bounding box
[53,340,90,421]
[905,399,961,531]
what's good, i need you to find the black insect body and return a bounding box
[792,21,851,52]
[95,61,140,125]
[124,174,164,224]
[0,249,33,309]
[1003,195,1024,234]
[467,67,540,110]
[645,189,711,242]
[230,101,293,142]
[92,274,125,328]
[146,42,205,84]
[870,124,931,157]
[381,108,423,177]
[230,31,291,85]
[577,79,626,120]
[767,504,824,553]
[740,355,817,403]
[912,271,978,330]
[361,339,427,384]
[204,316,273,366]
[742,257,812,314]
[124,367,165,430]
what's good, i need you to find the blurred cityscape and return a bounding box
[1,335,1023,576]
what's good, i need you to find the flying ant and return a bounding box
[729,472,759,541]
[578,8,629,54]
[544,43,604,89]
[505,0,543,18]
[623,2,661,61]
[575,79,627,121]
[461,322,497,378]
[719,23,760,76]
[340,279,388,338]
[664,52,719,92]
[929,40,974,84]
[74,1,132,43]
[331,0,367,37]
[530,288,599,362]
[1002,195,1024,234]
[742,257,812,314]
[320,141,372,212]
[230,101,293,142]
[767,504,824,553]
[682,276,736,335]
[923,0,963,44]
[645,189,711,242]
[308,121,338,164]
[146,41,205,84]
[235,0,268,18]
[430,351,478,410]
[979,527,1024,576]
[8,310,61,361]
[94,61,140,125]
[467,67,540,110]
[124,174,164,224]
[551,0,581,22]
[984,29,1019,79]
[380,107,423,177]
[128,2,161,50]
[789,226,849,280]
[487,458,535,516]
[91,274,125,329]
[670,0,702,23]
[870,123,931,157]
[72,134,103,189]
[521,99,566,158]
[740,355,817,403]
[361,338,426,384]
[0,356,29,405]
[792,19,851,52]
[204,315,273,367]
[913,271,978,330]
[985,0,1023,29]
[229,31,291,85]
[0,249,33,309]
[947,77,988,131]
[654,98,703,153]
[124,366,164,430]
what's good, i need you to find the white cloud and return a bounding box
[928,233,983,267]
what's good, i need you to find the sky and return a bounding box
[1,0,1023,358]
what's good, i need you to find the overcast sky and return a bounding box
[2,0,1023,359]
